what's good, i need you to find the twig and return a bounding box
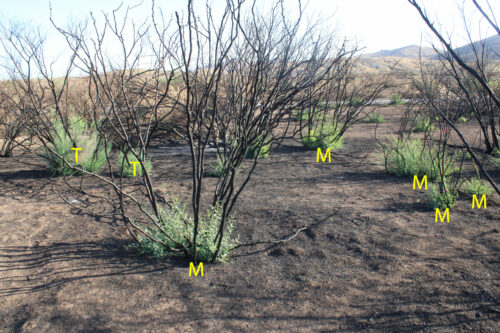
[233,200,345,251]
[233,226,308,249]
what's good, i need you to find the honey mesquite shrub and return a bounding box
[207,154,242,178]
[246,135,271,159]
[427,182,458,209]
[462,177,493,197]
[40,116,110,176]
[291,108,322,121]
[380,138,456,180]
[367,111,385,123]
[411,115,435,132]
[389,93,404,105]
[302,123,343,150]
[492,149,500,170]
[207,154,227,177]
[130,199,238,262]
[381,137,461,209]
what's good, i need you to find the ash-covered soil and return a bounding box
[1,105,499,332]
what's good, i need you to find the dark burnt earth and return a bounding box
[1,105,499,332]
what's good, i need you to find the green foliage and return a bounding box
[349,97,366,107]
[455,150,472,161]
[427,182,458,209]
[302,123,343,150]
[40,115,110,176]
[130,200,238,262]
[116,150,152,178]
[389,93,404,105]
[412,115,435,132]
[207,155,226,177]
[457,116,468,123]
[207,154,241,177]
[367,112,386,123]
[492,157,500,170]
[462,177,493,196]
[380,138,456,180]
[291,109,321,121]
[489,149,500,170]
[192,204,237,262]
[246,135,271,159]
[488,78,500,89]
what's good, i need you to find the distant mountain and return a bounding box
[363,35,500,61]
[363,45,436,59]
[449,34,500,60]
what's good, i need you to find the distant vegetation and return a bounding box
[302,123,344,150]
[389,94,404,105]
[116,150,153,178]
[380,138,456,181]
[246,135,271,159]
[367,112,386,123]
[411,115,435,132]
[461,177,493,197]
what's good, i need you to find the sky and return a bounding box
[0,0,498,76]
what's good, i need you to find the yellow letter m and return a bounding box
[435,208,449,223]
[413,175,427,190]
[316,148,331,163]
[189,262,204,277]
[472,194,487,209]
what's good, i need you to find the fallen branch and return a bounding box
[233,226,308,249]
[233,203,345,250]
